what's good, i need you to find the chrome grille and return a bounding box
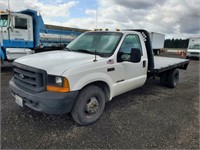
[13,63,47,92]
[191,52,199,55]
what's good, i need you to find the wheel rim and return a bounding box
[85,97,100,117]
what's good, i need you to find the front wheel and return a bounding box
[71,85,105,125]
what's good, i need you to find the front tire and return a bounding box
[71,85,105,125]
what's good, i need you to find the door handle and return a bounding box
[143,60,146,68]
[107,68,115,72]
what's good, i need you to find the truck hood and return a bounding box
[14,51,102,75]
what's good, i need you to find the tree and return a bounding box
[164,38,189,48]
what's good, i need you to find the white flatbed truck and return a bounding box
[9,29,189,125]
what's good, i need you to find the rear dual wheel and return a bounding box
[160,69,179,88]
[160,72,168,86]
[168,69,179,88]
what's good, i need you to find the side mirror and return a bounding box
[130,48,141,63]
[8,18,14,30]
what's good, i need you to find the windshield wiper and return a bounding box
[71,49,106,57]
[64,47,72,51]
[74,49,95,55]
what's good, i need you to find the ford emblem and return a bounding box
[20,74,24,79]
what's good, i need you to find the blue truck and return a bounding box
[0,9,87,63]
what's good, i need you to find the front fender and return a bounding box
[68,72,114,99]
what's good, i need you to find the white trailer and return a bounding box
[150,32,165,55]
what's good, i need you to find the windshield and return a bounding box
[189,44,200,50]
[67,32,123,57]
[0,15,8,27]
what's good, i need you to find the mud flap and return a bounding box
[0,46,5,64]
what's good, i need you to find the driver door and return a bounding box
[116,34,147,93]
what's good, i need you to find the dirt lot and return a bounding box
[1,52,199,149]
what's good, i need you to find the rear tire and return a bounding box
[71,85,105,125]
[160,72,168,86]
[154,49,160,55]
[167,69,179,88]
[157,50,160,55]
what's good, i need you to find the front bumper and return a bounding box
[9,78,78,114]
[186,52,200,58]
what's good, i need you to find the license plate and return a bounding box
[15,95,23,107]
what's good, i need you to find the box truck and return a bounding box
[150,32,165,55]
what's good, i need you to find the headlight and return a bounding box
[47,75,63,87]
[55,76,63,86]
[47,75,70,92]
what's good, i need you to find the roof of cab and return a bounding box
[87,30,140,34]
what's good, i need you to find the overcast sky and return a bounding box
[0,0,199,39]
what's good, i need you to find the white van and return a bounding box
[186,37,200,59]
[186,44,200,59]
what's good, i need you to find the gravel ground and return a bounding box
[1,53,199,149]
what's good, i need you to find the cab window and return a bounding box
[0,15,8,27]
[117,34,142,62]
[15,18,27,29]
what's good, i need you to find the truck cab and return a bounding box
[0,11,34,60]
[0,9,86,64]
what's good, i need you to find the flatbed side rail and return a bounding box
[151,60,189,75]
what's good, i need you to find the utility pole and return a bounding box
[95,0,98,29]
[7,0,10,12]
